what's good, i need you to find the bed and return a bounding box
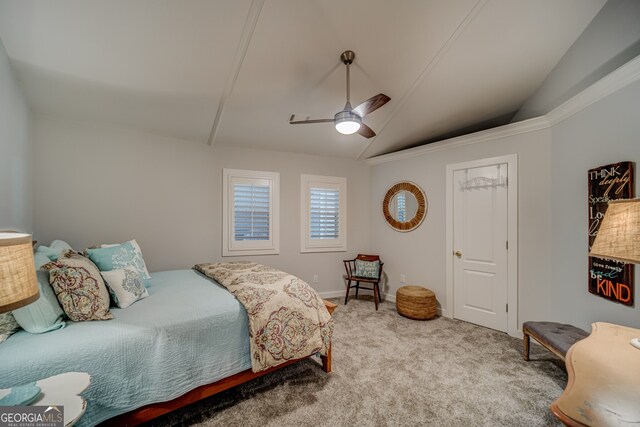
[0,269,334,426]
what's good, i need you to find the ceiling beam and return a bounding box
[355,0,488,160]
[208,0,264,146]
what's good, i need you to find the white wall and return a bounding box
[0,40,31,232]
[514,0,640,121]
[550,80,640,330]
[32,115,370,295]
[369,127,552,327]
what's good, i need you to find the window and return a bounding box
[301,175,347,253]
[223,169,279,256]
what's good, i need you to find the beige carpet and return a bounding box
[150,297,566,427]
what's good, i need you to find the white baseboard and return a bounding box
[511,328,524,339]
[318,290,347,299]
[319,289,396,301]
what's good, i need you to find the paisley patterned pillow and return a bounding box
[101,268,149,308]
[0,313,21,344]
[43,251,113,322]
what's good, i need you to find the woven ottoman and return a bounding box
[396,285,436,320]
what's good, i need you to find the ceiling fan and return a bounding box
[289,50,390,138]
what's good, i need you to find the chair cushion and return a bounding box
[355,259,380,279]
[523,321,589,356]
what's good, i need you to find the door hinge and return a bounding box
[506,241,508,250]
[506,303,508,313]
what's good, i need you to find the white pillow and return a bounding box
[101,268,149,308]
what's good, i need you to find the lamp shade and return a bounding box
[589,199,640,264]
[0,232,39,313]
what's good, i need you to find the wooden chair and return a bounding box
[343,254,384,310]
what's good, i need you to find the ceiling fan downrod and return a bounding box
[341,50,356,109]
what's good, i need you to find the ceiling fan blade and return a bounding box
[289,115,334,125]
[358,123,376,138]
[352,93,390,118]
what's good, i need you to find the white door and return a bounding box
[453,163,508,332]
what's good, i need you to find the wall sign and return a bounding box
[588,161,635,306]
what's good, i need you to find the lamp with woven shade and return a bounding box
[0,232,39,313]
[590,199,640,264]
[589,198,640,350]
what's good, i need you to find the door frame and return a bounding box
[445,154,519,337]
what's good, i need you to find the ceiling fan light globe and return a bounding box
[336,120,361,135]
[334,111,362,135]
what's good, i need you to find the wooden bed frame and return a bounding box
[102,300,337,426]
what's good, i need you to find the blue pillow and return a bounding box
[86,241,151,284]
[13,270,66,334]
[35,240,73,261]
[34,253,51,270]
[355,259,380,279]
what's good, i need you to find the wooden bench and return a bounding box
[523,321,589,362]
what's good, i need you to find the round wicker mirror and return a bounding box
[383,181,427,232]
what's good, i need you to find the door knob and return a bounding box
[454,250,462,258]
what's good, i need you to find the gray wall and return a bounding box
[514,0,640,121]
[32,115,370,295]
[0,40,31,232]
[550,80,640,330]
[369,74,640,332]
[370,128,553,329]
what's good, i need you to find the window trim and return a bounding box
[300,174,347,253]
[223,168,279,256]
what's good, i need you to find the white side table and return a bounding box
[0,372,91,427]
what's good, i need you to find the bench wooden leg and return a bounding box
[523,331,530,361]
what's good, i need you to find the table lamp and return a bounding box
[589,198,640,349]
[0,232,39,313]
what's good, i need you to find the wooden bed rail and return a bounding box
[102,300,337,426]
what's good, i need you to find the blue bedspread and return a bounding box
[0,270,251,426]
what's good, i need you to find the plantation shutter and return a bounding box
[233,183,270,241]
[310,187,340,240]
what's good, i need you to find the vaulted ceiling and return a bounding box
[0,0,605,159]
